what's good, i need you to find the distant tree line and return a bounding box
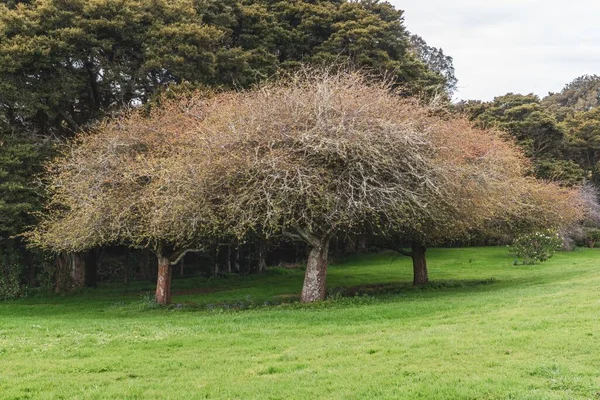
[457,75,600,188]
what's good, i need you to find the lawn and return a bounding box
[1,247,600,399]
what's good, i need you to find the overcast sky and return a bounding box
[391,0,600,101]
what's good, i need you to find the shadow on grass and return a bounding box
[112,277,505,314]
[329,278,499,298]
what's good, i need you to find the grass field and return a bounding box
[1,247,600,399]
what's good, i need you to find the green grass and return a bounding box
[2,247,600,399]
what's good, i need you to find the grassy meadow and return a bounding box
[1,247,600,399]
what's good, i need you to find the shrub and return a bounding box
[0,249,23,300]
[580,227,600,248]
[508,230,562,265]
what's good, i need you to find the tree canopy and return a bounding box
[543,75,600,120]
[0,0,449,138]
[30,70,583,303]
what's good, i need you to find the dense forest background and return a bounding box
[1,0,599,299]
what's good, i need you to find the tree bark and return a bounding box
[411,241,429,286]
[55,253,72,293]
[70,252,86,287]
[226,246,232,274]
[358,235,367,252]
[258,240,267,272]
[300,236,331,303]
[155,253,172,305]
[234,247,241,272]
[23,250,36,288]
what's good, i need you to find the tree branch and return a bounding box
[170,248,204,266]
[282,228,303,242]
[391,246,413,258]
[293,225,322,247]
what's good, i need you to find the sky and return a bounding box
[391,0,600,101]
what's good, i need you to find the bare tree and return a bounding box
[27,97,216,305]
[384,117,585,284]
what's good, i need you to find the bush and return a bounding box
[0,249,23,300]
[508,230,562,265]
[580,227,600,248]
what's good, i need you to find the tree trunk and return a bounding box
[70,252,86,287]
[258,240,267,272]
[84,249,99,288]
[55,253,72,293]
[234,247,241,272]
[411,241,429,286]
[155,253,172,305]
[24,250,36,288]
[358,235,367,252]
[344,237,356,254]
[300,236,331,303]
[226,246,232,274]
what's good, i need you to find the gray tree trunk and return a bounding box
[258,240,267,272]
[226,246,232,273]
[300,236,331,303]
[70,252,86,287]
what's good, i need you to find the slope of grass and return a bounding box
[1,247,600,399]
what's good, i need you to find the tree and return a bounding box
[27,98,219,304]
[381,118,583,285]
[457,94,582,185]
[560,107,600,184]
[3,0,453,290]
[543,75,600,120]
[409,34,457,96]
[0,0,448,139]
[0,133,51,292]
[0,134,49,242]
[460,94,564,159]
[0,0,240,137]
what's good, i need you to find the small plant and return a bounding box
[138,293,161,310]
[508,230,562,265]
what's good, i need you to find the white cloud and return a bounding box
[391,0,600,100]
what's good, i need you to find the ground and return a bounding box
[1,247,600,399]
